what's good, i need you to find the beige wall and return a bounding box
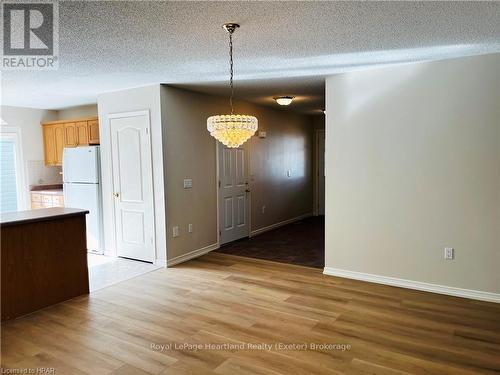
[97,85,166,263]
[57,104,98,120]
[325,53,500,294]
[161,85,314,260]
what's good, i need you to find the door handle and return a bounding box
[113,192,120,198]
[245,189,251,193]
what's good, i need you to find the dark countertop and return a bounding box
[30,184,63,191]
[0,208,89,227]
[31,189,64,195]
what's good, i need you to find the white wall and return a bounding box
[325,53,500,298]
[161,85,314,262]
[57,104,98,120]
[0,106,59,208]
[97,85,166,264]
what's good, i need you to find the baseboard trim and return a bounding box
[167,243,219,267]
[250,213,313,237]
[323,267,500,303]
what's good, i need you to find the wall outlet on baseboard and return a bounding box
[173,226,179,238]
[444,247,454,260]
[188,223,193,233]
[262,205,266,214]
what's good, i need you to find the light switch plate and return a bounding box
[183,179,193,189]
[173,226,179,238]
[444,247,454,260]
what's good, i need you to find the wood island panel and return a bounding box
[1,209,89,321]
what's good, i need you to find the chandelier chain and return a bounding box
[229,32,234,115]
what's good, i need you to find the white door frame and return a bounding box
[215,141,252,247]
[314,129,325,216]
[107,110,156,262]
[0,125,28,210]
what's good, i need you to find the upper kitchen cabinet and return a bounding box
[87,120,99,144]
[42,117,99,166]
[43,123,65,166]
[64,122,78,147]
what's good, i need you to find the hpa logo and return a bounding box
[1,0,59,70]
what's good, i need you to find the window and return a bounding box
[0,127,25,212]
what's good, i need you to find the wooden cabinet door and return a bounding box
[76,121,89,145]
[54,124,65,165]
[43,125,56,165]
[64,122,77,147]
[88,120,99,144]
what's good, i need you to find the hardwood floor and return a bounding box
[2,252,500,374]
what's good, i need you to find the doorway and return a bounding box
[109,111,156,263]
[316,129,325,215]
[217,142,250,245]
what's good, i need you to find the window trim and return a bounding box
[1,125,27,211]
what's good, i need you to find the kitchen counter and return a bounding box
[0,207,87,227]
[1,208,90,321]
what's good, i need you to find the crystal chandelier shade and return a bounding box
[207,23,258,148]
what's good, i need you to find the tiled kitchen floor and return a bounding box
[87,254,162,292]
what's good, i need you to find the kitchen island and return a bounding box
[1,208,89,321]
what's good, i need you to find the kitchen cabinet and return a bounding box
[87,120,99,144]
[76,121,89,146]
[64,122,78,147]
[43,123,65,166]
[42,117,99,166]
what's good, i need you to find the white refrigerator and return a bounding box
[63,146,104,254]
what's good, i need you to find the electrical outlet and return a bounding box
[262,205,266,214]
[444,247,454,260]
[172,226,179,238]
[188,224,193,233]
[287,170,292,177]
[183,179,193,189]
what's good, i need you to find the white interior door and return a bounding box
[110,111,155,262]
[218,144,250,244]
[318,130,325,215]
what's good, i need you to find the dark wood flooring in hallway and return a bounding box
[216,216,325,268]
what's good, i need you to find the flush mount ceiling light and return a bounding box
[274,96,294,106]
[207,23,258,148]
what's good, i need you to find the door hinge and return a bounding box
[146,127,149,135]
[219,230,221,237]
[218,180,221,188]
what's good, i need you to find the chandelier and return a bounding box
[207,23,258,148]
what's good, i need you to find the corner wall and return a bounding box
[161,85,314,262]
[325,54,500,299]
[97,85,166,264]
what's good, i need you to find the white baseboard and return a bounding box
[323,267,500,303]
[167,243,219,267]
[250,213,312,237]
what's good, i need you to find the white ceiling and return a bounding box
[1,1,499,113]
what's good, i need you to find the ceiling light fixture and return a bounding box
[207,23,257,148]
[275,96,294,106]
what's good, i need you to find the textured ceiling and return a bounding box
[1,1,499,113]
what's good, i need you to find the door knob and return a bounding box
[113,192,120,198]
[245,189,251,193]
